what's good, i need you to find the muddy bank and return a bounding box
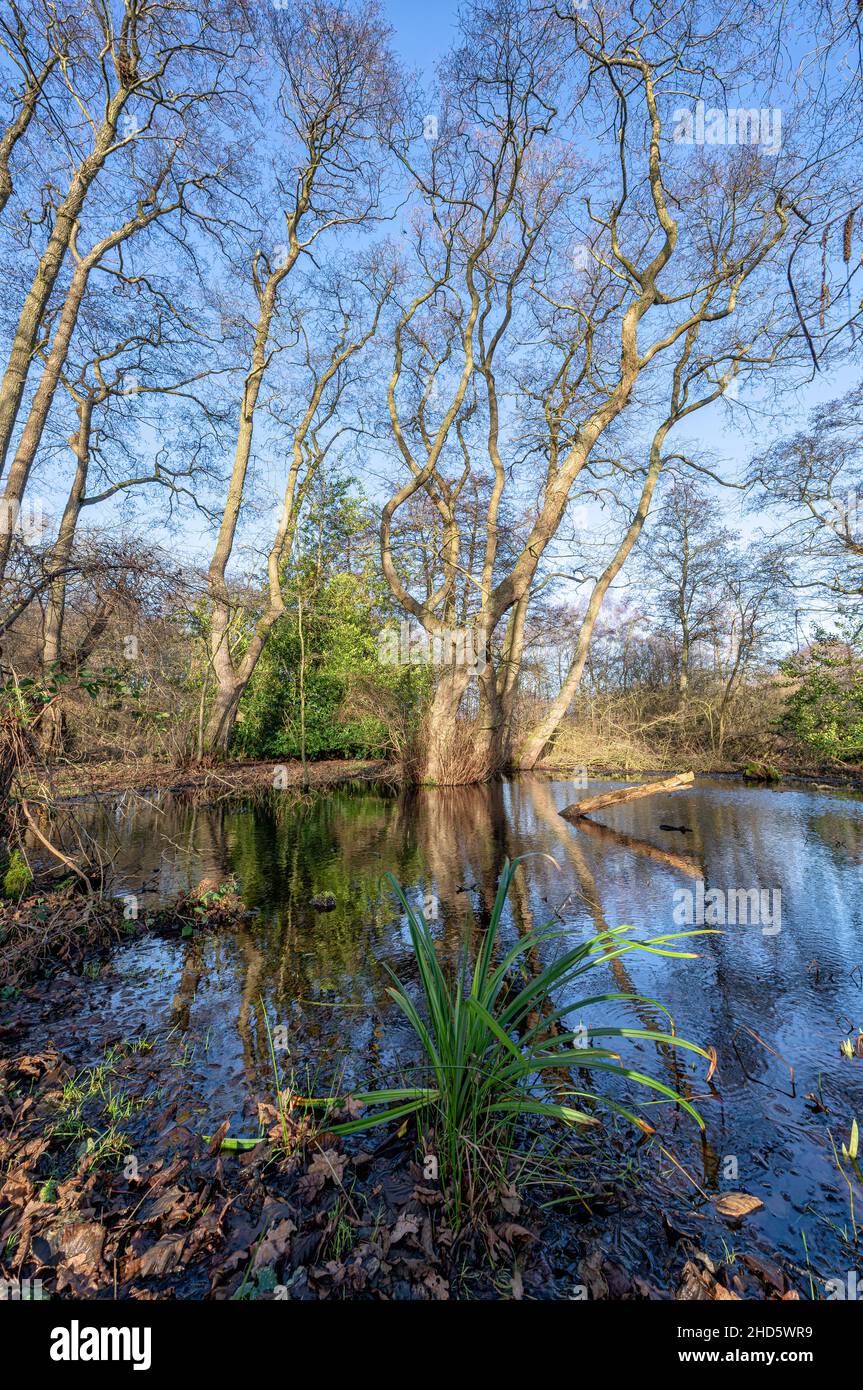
[0,888,805,1303]
[0,1005,800,1303]
[28,749,863,804]
[536,759,863,794]
[0,880,250,988]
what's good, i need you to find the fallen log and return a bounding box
[560,770,694,821]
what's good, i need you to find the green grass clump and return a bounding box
[325,855,711,1228]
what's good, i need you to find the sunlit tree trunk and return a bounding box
[0,191,174,584]
[39,397,93,753]
[419,663,474,784]
[0,85,134,482]
[0,37,58,218]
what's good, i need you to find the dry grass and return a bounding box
[413,717,497,785]
[539,721,689,775]
[42,754,391,801]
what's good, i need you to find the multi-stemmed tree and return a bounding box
[375,0,863,781]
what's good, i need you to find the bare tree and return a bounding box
[748,382,863,619]
[201,0,399,753]
[0,0,62,216]
[34,278,221,750]
[0,0,250,538]
[376,0,827,781]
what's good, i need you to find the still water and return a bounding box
[43,774,863,1286]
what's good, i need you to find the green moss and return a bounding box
[742,762,782,783]
[2,849,33,898]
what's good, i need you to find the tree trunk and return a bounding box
[39,399,92,754]
[0,91,129,481]
[476,661,507,776]
[201,677,244,756]
[0,53,58,220]
[0,194,168,585]
[517,418,670,770]
[418,663,474,784]
[560,770,694,820]
[495,588,529,768]
[201,257,299,758]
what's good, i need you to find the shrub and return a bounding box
[780,640,863,763]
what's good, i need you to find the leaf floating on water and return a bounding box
[706,1046,717,1082]
[714,1192,764,1220]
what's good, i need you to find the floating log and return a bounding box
[560,771,695,821]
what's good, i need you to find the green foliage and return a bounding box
[2,849,33,899]
[780,636,863,762]
[235,571,425,759]
[1,665,134,717]
[235,477,429,761]
[320,856,711,1228]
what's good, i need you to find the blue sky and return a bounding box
[382,0,462,70]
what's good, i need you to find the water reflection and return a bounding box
[49,773,863,1274]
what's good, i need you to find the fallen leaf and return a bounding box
[207,1119,230,1157]
[308,1148,347,1185]
[423,1271,449,1300]
[499,1181,521,1216]
[676,1259,715,1301]
[253,1218,297,1272]
[127,1231,187,1279]
[578,1248,608,1300]
[390,1212,421,1246]
[714,1192,764,1220]
[53,1221,108,1294]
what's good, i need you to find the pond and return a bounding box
[25,773,863,1293]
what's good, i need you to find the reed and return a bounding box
[328,854,712,1226]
